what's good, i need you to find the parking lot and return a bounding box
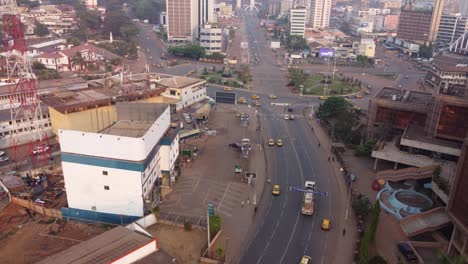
[159,103,263,224]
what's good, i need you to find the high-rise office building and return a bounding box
[437,13,468,47]
[397,0,444,45]
[290,6,307,38]
[308,0,331,28]
[166,0,215,43]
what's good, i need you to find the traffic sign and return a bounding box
[289,186,328,197]
[208,203,215,216]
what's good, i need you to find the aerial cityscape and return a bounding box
[0,0,466,263]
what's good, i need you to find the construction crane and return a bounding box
[0,0,51,166]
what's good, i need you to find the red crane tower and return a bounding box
[1,0,51,166]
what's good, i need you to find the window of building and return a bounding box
[102,171,108,176]
[104,185,110,190]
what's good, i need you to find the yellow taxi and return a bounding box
[272,185,280,195]
[238,97,247,104]
[277,139,283,147]
[224,87,232,91]
[300,255,312,264]
[321,218,331,230]
[251,94,260,99]
[235,112,241,118]
[319,96,328,100]
[353,105,361,110]
[254,101,260,107]
[269,94,277,99]
[355,94,363,99]
[268,139,275,146]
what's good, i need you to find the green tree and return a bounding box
[32,61,46,71]
[287,36,308,51]
[71,52,85,70]
[209,214,222,238]
[352,194,372,217]
[215,246,225,260]
[368,255,387,264]
[359,228,371,264]
[67,37,81,46]
[435,249,465,264]
[132,0,164,24]
[419,43,433,59]
[120,24,139,41]
[34,22,49,36]
[318,97,350,118]
[168,45,205,59]
[354,140,377,157]
[369,201,381,243]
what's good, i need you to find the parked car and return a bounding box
[300,256,312,264]
[0,156,8,162]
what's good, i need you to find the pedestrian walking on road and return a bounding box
[328,157,330,162]
[241,201,244,208]
[342,228,346,236]
[332,157,335,162]
[318,142,321,147]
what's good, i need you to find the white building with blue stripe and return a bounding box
[59,103,179,220]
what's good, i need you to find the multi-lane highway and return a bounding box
[228,12,348,264]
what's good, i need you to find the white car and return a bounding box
[0,156,8,162]
[284,114,289,120]
[33,144,50,155]
[0,151,5,156]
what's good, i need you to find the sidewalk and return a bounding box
[305,108,407,262]
[303,109,358,264]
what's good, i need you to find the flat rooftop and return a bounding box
[375,87,433,106]
[157,75,205,89]
[36,226,154,264]
[99,120,153,137]
[433,54,468,73]
[403,125,462,150]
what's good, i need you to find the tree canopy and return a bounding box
[34,22,49,36]
[132,0,165,24]
[103,9,139,41]
[168,45,206,59]
[318,97,350,118]
[287,36,308,51]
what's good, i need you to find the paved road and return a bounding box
[208,11,347,264]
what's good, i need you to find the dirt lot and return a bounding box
[0,204,107,264]
[147,223,206,264]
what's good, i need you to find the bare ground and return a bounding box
[0,203,107,264]
[147,223,207,264]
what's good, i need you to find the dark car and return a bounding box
[397,243,417,263]
[287,107,293,112]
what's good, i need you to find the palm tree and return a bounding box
[70,52,85,71]
[435,249,466,264]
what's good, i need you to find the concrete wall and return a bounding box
[59,106,170,161]
[62,161,145,216]
[160,134,179,172]
[49,105,117,136]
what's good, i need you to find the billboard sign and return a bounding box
[319,48,334,58]
[271,41,280,49]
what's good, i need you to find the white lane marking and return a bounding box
[255,139,289,264]
[279,119,305,264]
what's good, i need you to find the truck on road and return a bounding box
[301,181,316,215]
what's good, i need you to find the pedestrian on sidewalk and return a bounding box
[318,142,321,147]
[328,157,330,162]
[241,201,244,208]
[342,228,346,236]
[267,178,271,184]
[332,157,335,162]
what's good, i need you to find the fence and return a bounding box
[11,196,62,218]
[61,207,139,225]
[158,212,207,229]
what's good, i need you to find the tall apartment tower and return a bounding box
[437,13,468,47]
[290,6,307,38]
[308,0,331,28]
[397,0,444,45]
[198,0,214,27]
[461,0,468,17]
[281,0,293,13]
